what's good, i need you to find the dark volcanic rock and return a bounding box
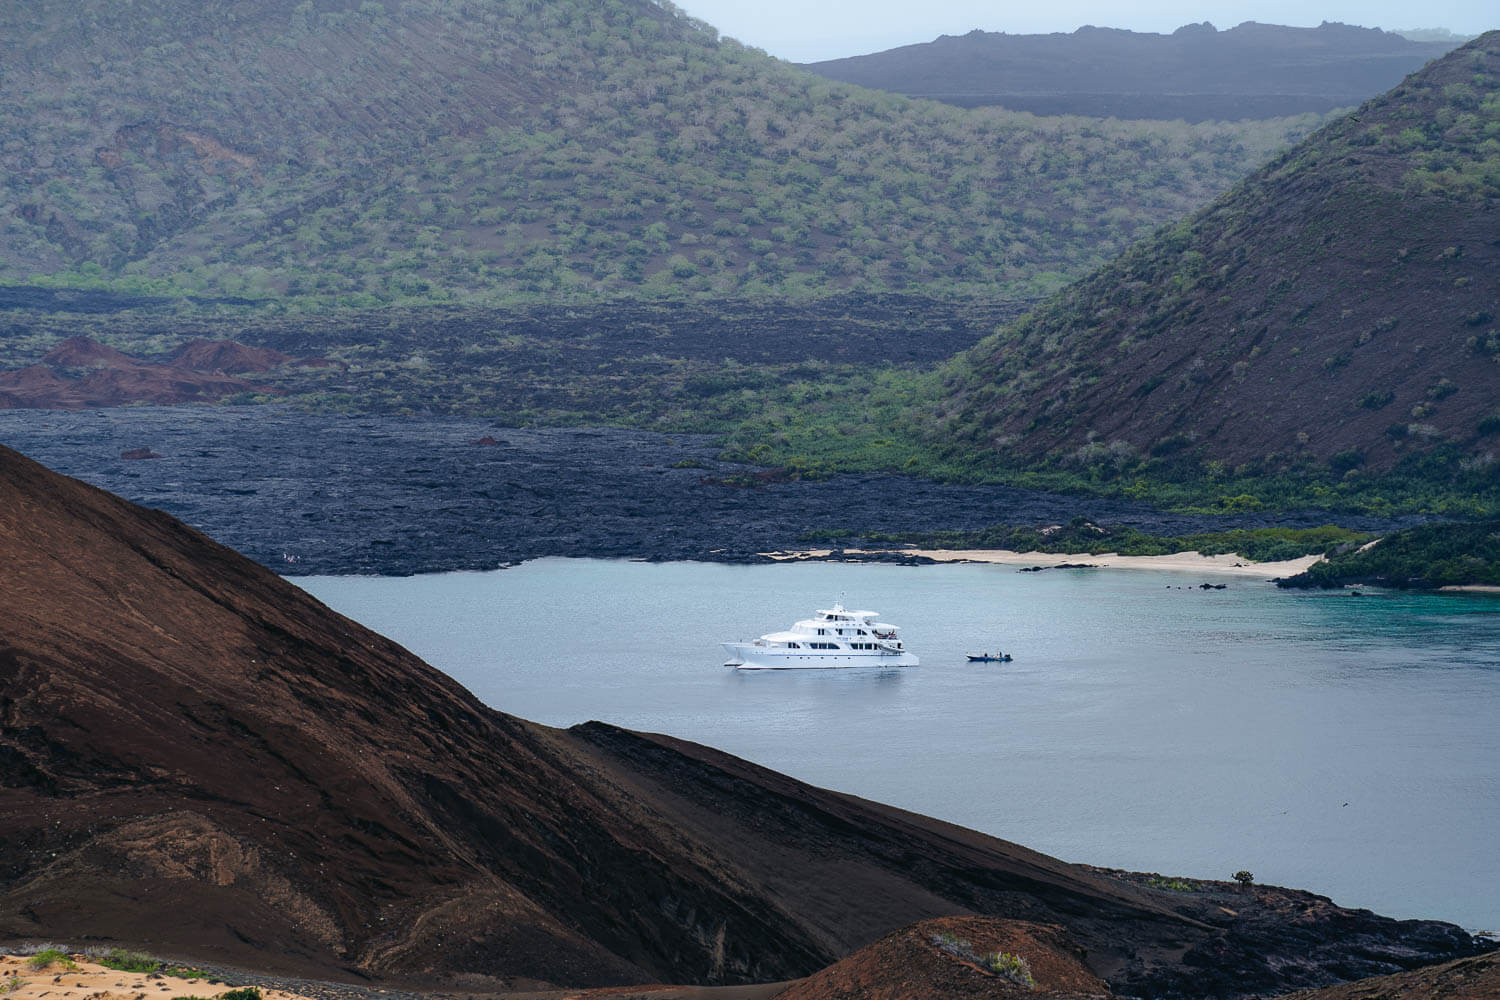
[0,409,1429,576]
[119,446,161,460]
[0,444,1481,996]
[0,284,175,314]
[1277,950,1500,1000]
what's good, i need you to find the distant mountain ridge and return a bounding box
[804,21,1460,121]
[937,31,1500,487]
[0,0,1323,306]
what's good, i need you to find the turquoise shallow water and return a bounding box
[291,558,1500,932]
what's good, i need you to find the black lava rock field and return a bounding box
[0,407,1424,576]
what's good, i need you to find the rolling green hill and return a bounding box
[0,0,1323,307]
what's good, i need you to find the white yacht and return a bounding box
[722,603,918,669]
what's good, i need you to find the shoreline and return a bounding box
[762,547,1324,578]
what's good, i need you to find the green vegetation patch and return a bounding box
[718,350,1500,518]
[1278,520,1500,589]
[93,949,160,974]
[810,518,1370,563]
[1147,876,1199,892]
[25,949,78,972]
[85,948,208,980]
[930,932,1036,988]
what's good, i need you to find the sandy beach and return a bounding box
[763,548,1323,578]
[0,956,311,1000]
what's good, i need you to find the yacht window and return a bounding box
[787,642,800,648]
[857,629,867,635]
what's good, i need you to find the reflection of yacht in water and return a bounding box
[721,603,919,669]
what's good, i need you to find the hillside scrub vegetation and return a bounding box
[924,32,1500,488]
[1277,520,1500,588]
[0,0,1325,307]
[712,355,1500,517]
[838,521,1373,562]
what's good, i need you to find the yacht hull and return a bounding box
[722,642,919,669]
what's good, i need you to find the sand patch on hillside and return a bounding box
[0,956,311,1000]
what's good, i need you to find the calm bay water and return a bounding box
[291,558,1500,931]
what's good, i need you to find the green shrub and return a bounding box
[26,949,78,971]
[930,933,1036,989]
[94,948,161,974]
[1329,448,1365,473]
[1151,432,1195,456]
[1147,876,1198,892]
[220,988,263,1000]
[985,951,1037,988]
[1467,330,1500,355]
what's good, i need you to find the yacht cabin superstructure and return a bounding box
[722,603,918,669]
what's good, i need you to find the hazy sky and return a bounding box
[676,1,1493,62]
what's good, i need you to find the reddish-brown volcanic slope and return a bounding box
[0,365,82,408]
[42,334,138,369]
[773,916,1112,1000]
[170,339,292,374]
[0,445,1480,996]
[1278,950,1500,1000]
[945,32,1500,475]
[0,336,265,407]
